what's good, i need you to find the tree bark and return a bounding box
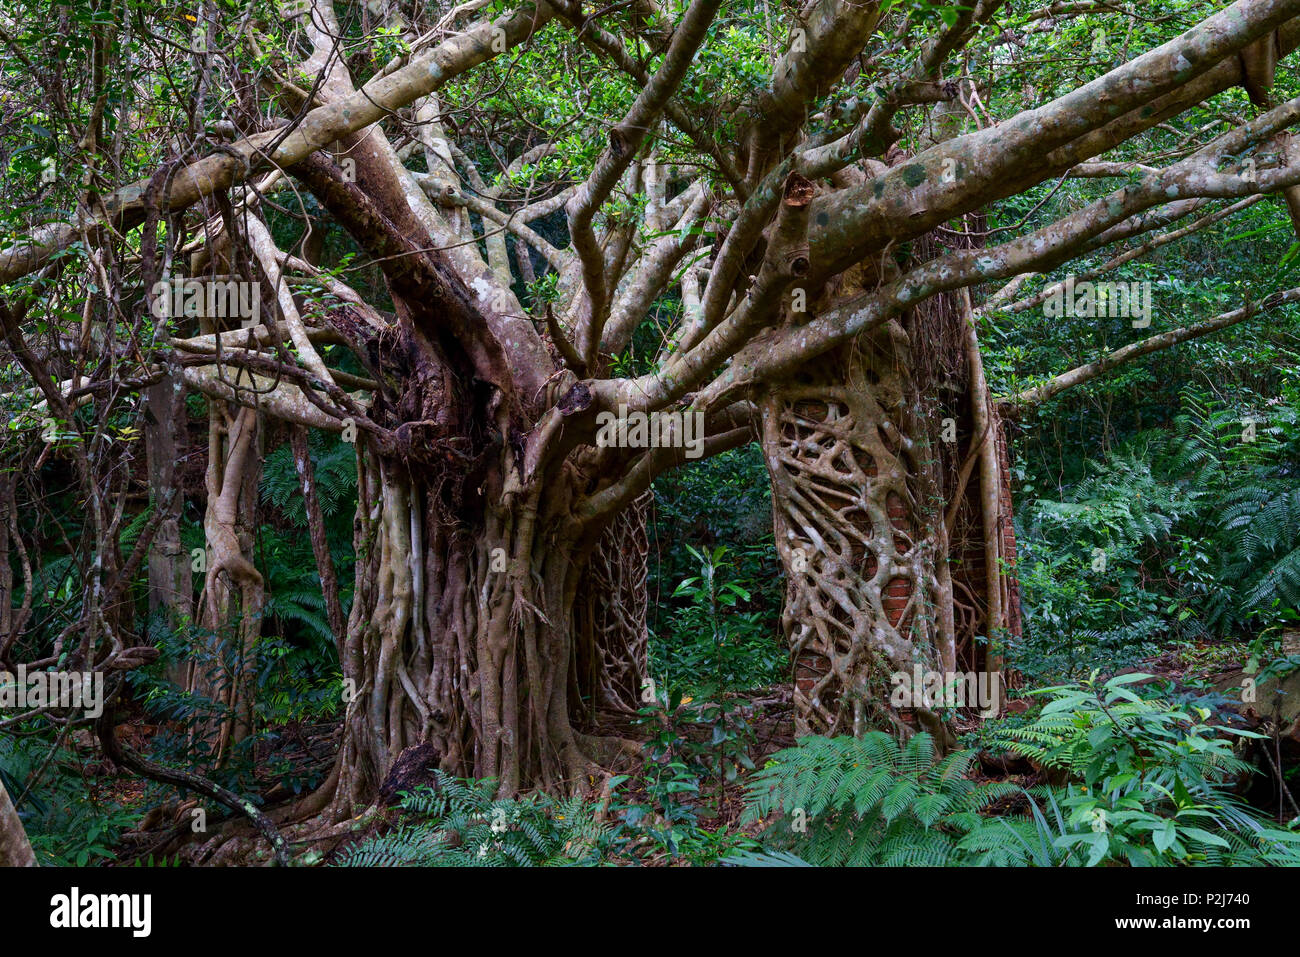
[329,441,639,815]
[764,317,956,742]
[190,401,265,766]
[574,491,651,715]
[144,365,191,687]
[765,272,1022,740]
[0,779,37,867]
[290,426,346,644]
[964,288,1007,706]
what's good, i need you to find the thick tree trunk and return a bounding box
[278,116,647,813]
[764,320,956,742]
[765,279,1022,741]
[329,446,639,814]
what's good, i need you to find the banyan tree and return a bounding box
[3,0,1300,850]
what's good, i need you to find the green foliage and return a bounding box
[740,674,1300,867]
[261,435,358,529]
[648,468,787,693]
[1031,780,1300,867]
[630,686,757,860]
[0,735,136,866]
[258,540,343,654]
[983,673,1300,865]
[1016,449,1184,678]
[128,609,336,796]
[653,544,783,694]
[739,733,1022,866]
[633,695,704,851]
[985,671,1255,793]
[123,436,353,792]
[1016,385,1300,682]
[259,431,356,650]
[331,763,759,867]
[334,773,616,867]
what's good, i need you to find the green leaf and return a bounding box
[1180,827,1229,849]
[1153,819,1177,853]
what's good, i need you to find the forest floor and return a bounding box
[93,633,1300,865]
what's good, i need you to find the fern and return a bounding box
[741,674,1300,867]
[986,673,1254,794]
[334,772,618,867]
[741,733,1023,866]
[261,434,357,526]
